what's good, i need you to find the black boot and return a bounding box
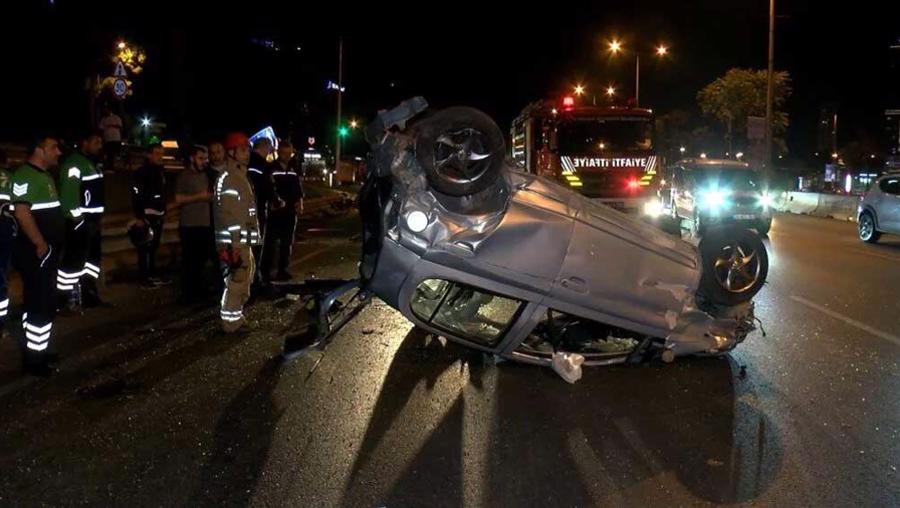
[82,279,107,308]
[22,352,56,378]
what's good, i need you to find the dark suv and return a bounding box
[661,159,774,236]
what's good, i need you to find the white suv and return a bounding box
[858,174,900,243]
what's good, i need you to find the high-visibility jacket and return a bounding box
[59,151,105,220]
[10,163,65,245]
[214,158,261,246]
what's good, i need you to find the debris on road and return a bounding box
[552,352,585,384]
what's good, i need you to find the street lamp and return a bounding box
[117,41,126,50]
[832,153,839,159]
[700,153,708,159]
[574,84,586,96]
[349,119,359,129]
[606,37,670,106]
[606,85,616,97]
[679,146,686,154]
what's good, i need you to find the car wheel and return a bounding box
[414,107,506,197]
[858,212,881,243]
[698,227,769,306]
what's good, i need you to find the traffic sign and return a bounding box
[114,60,128,78]
[112,78,129,99]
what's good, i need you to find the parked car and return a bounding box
[858,173,900,243]
[660,159,774,236]
[292,99,769,369]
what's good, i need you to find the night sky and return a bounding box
[2,1,898,161]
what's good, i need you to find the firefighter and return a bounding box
[11,135,65,376]
[57,130,105,308]
[247,138,274,287]
[261,139,303,282]
[214,132,260,332]
[0,150,13,334]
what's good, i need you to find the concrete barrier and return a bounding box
[777,191,859,222]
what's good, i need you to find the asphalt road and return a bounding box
[0,212,898,507]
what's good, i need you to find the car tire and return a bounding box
[698,227,769,307]
[414,107,506,197]
[756,218,771,237]
[858,212,881,244]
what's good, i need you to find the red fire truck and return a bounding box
[511,98,661,214]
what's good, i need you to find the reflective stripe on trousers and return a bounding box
[220,246,254,329]
[0,297,8,318]
[22,320,53,351]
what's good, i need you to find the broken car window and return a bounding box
[410,279,522,346]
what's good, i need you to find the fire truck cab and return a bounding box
[511,99,661,214]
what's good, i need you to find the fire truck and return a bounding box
[511,98,661,214]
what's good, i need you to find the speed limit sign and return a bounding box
[113,78,129,99]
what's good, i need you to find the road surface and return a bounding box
[0,212,898,507]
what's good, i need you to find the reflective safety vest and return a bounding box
[10,163,65,244]
[213,159,260,246]
[59,152,105,219]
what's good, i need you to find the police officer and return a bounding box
[247,138,274,287]
[131,144,167,289]
[11,135,65,376]
[214,133,260,332]
[57,130,105,308]
[261,140,303,282]
[0,150,13,333]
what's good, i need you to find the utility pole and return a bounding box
[764,0,775,169]
[334,37,343,185]
[635,54,640,107]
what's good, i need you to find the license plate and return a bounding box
[733,214,757,220]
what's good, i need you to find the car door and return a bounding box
[877,177,900,233]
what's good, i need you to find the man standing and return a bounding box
[261,140,303,282]
[57,130,106,308]
[99,107,124,171]
[131,144,167,289]
[11,135,65,376]
[247,139,274,286]
[208,141,227,174]
[175,145,216,303]
[214,133,260,332]
[0,150,13,333]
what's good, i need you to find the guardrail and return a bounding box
[776,191,860,222]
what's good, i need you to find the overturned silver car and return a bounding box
[309,98,768,368]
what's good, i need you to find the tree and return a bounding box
[697,68,791,154]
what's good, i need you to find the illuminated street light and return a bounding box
[700,153,708,159]
[832,153,839,159]
[679,146,686,154]
[656,45,668,56]
[599,142,606,150]
[349,119,359,129]
[606,85,616,97]
[140,116,151,128]
[574,84,586,96]
[609,40,622,53]
[117,41,126,50]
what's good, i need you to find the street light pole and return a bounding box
[335,37,343,184]
[764,0,775,169]
[635,53,640,107]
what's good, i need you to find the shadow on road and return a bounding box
[192,357,285,508]
[342,329,783,506]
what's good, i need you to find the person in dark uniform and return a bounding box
[260,140,303,282]
[247,138,274,288]
[131,144,167,289]
[57,130,106,308]
[10,135,65,377]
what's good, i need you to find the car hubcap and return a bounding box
[860,217,873,240]
[713,242,762,293]
[433,128,494,184]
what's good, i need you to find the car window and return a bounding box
[410,279,523,346]
[879,178,900,195]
